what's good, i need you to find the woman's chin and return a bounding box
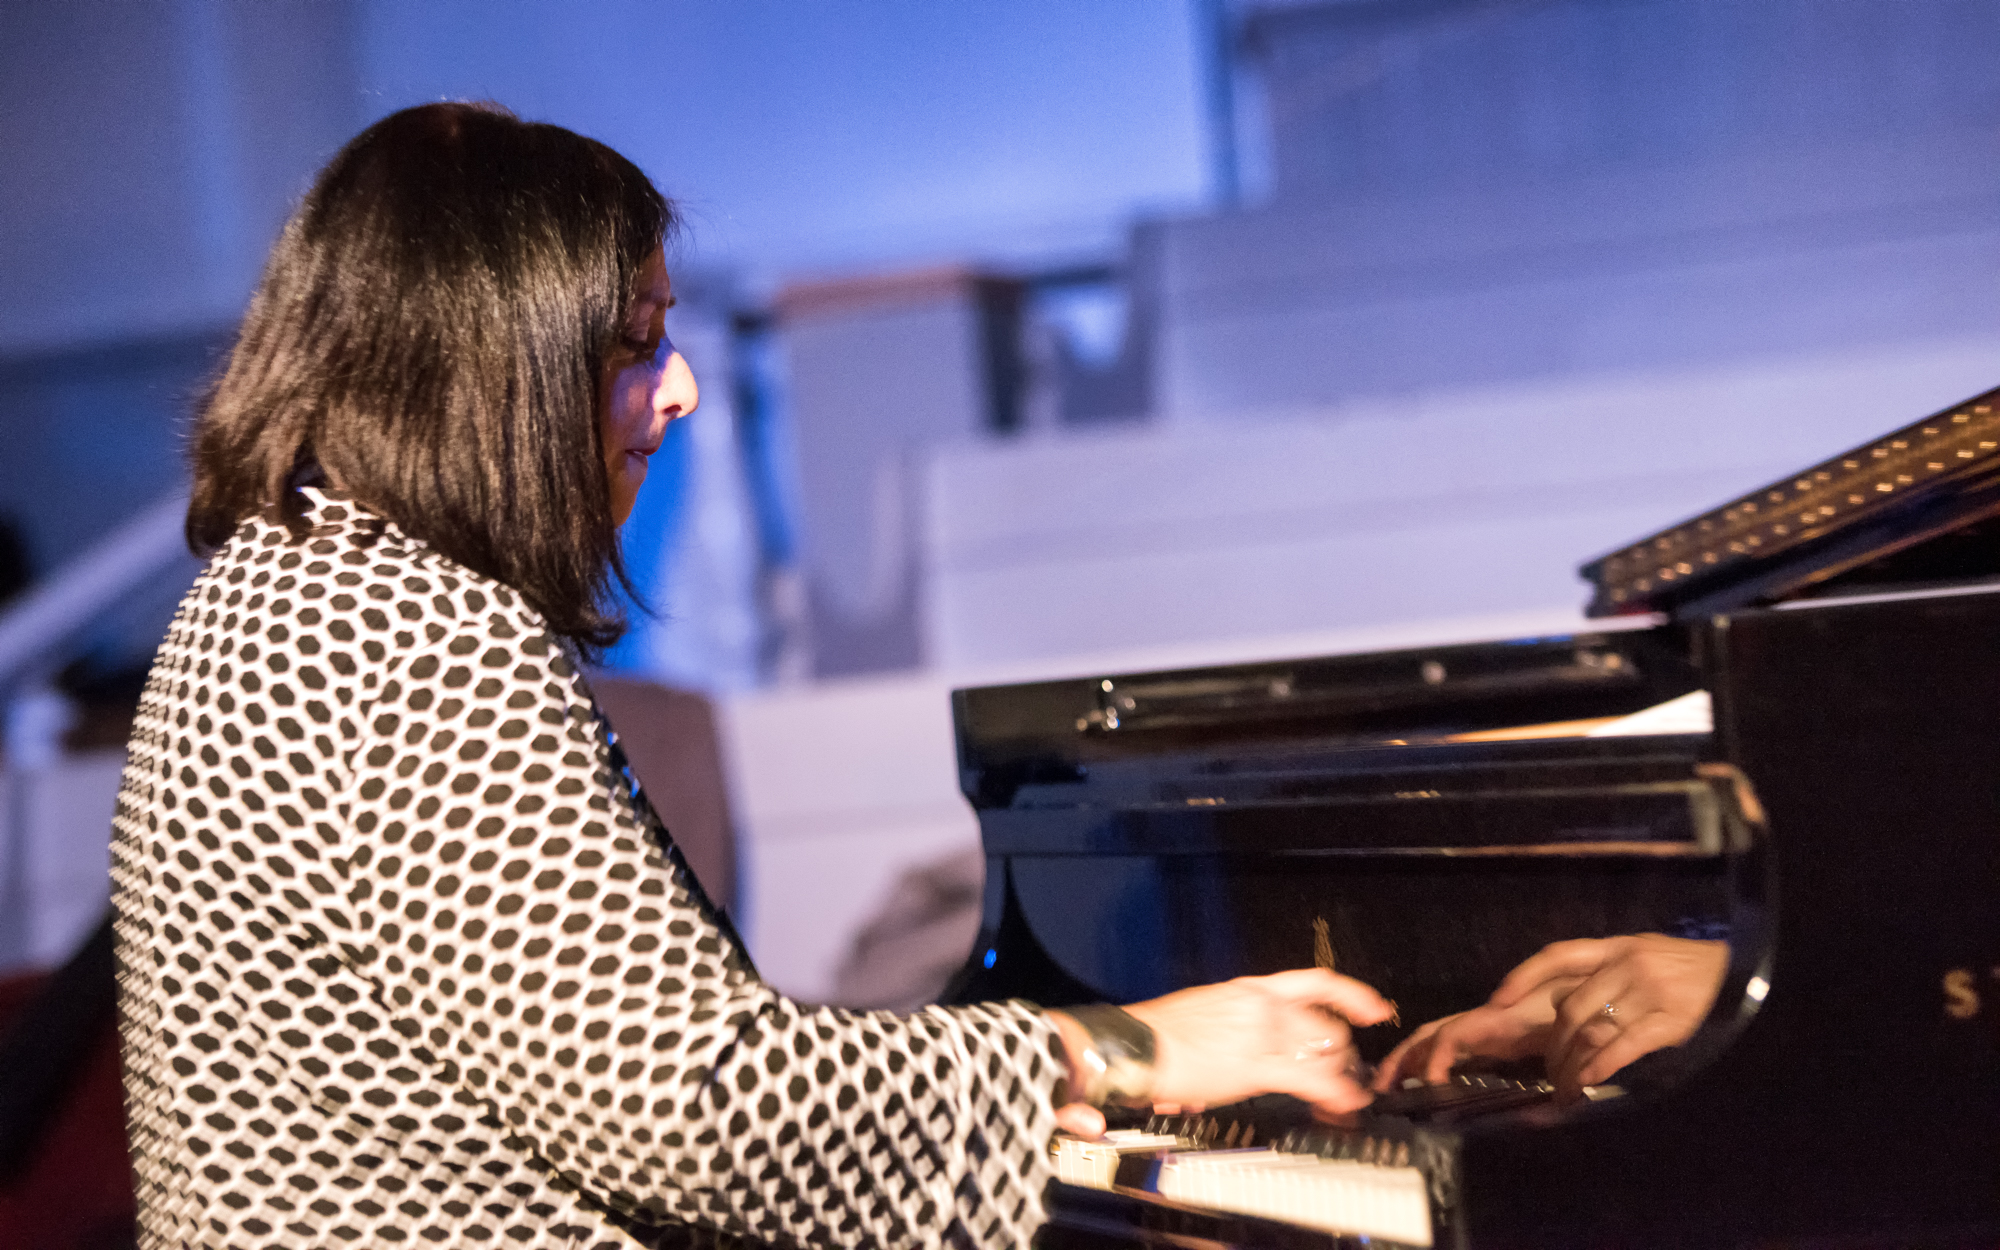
[611,459,647,519]
[610,484,641,525]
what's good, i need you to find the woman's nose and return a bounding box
[655,350,699,422]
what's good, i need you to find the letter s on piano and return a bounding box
[1941,966,2000,1023]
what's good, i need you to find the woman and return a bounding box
[111,102,1391,1249]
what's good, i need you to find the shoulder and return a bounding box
[185,498,590,728]
[207,498,551,650]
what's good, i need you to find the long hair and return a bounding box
[186,101,671,652]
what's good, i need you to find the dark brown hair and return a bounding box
[187,101,671,652]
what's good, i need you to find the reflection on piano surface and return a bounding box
[944,384,2000,1248]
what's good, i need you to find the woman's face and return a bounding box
[599,248,699,525]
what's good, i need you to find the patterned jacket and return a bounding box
[111,491,1063,1248]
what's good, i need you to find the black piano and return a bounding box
[944,386,2000,1248]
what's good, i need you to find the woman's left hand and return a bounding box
[1050,969,1395,1137]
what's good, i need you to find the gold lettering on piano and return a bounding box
[1941,965,2000,1022]
[1944,967,1983,1020]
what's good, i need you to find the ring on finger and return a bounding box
[1597,1001,1620,1024]
[1291,1036,1340,1061]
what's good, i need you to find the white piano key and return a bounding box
[1153,1147,1434,1247]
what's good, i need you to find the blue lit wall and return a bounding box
[0,0,1210,623]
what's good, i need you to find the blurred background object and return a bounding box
[829,846,987,1012]
[3,1,1999,1069]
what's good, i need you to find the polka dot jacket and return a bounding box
[111,493,1066,1249]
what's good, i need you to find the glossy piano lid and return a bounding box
[953,628,1704,808]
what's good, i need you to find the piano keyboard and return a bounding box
[1045,1078,1581,1247]
[1052,1131,1183,1189]
[1053,1130,1434,1248]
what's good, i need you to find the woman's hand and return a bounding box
[1370,976,1580,1092]
[1491,934,1728,1096]
[1050,969,1395,1138]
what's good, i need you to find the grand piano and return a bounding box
[943,386,2000,1248]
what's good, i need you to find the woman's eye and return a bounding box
[623,335,660,360]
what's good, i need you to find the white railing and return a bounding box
[0,488,192,696]
[0,487,192,972]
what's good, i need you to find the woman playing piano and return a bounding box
[110,102,1395,1250]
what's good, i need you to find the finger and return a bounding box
[1551,980,1629,1057]
[1289,1034,1365,1080]
[1490,938,1623,1007]
[1559,1016,1622,1074]
[1288,1005,1356,1056]
[1053,1102,1106,1138]
[1549,972,1652,1093]
[1255,969,1396,1025]
[1422,1028,1465,1085]
[1373,1018,1447,1091]
[1279,1063,1374,1117]
[1552,1004,1664,1088]
[1535,975,1589,1012]
[1339,1044,1369,1083]
[1566,1013,1688,1092]
[1419,1009,1517,1084]
[1547,966,1634,1066]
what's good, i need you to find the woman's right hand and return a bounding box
[1050,969,1395,1138]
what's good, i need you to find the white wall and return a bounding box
[0,752,124,975]
[356,0,1211,284]
[0,0,361,355]
[1142,122,2000,423]
[0,0,1210,353]
[781,279,999,676]
[717,674,978,1000]
[924,337,2000,668]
